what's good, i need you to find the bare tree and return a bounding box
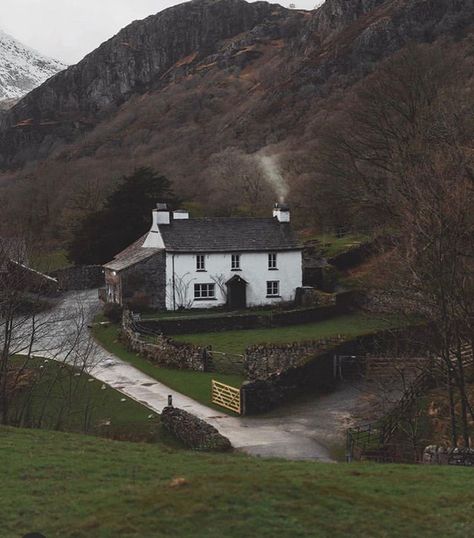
[321,43,474,446]
[0,239,100,428]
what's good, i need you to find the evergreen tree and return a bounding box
[67,168,180,265]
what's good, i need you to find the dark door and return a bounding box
[226,277,247,310]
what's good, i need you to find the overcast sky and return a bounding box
[0,0,321,65]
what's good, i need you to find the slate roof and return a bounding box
[104,217,301,272]
[103,235,158,272]
[159,218,301,253]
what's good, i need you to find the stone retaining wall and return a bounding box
[121,319,211,372]
[161,406,232,451]
[245,337,343,381]
[138,304,344,336]
[241,351,336,414]
[241,327,429,414]
[50,265,104,291]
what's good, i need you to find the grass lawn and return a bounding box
[92,323,245,414]
[8,357,174,444]
[304,233,370,258]
[173,312,401,355]
[2,426,474,538]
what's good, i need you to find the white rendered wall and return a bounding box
[165,250,302,310]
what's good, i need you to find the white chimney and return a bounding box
[273,203,290,223]
[142,203,168,248]
[154,203,171,225]
[173,209,190,220]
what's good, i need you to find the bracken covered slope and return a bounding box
[0,0,472,233]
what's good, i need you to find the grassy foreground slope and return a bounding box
[2,427,473,538]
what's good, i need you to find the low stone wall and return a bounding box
[138,304,344,336]
[242,350,336,414]
[328,236,394,271]
[50,265,104,291]
[121,320,211,372]
[423,445,474,466]
[245,337,343,381]
[241,327,430,415]
[161,406,232,451]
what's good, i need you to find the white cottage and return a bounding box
[104,203,303,311]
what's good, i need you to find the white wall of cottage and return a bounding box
[165,250,302,310]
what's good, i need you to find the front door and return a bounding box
[226,276,247,310]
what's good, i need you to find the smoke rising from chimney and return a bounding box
[258,155,289,203]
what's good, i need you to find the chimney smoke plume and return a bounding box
[258,155,289,203]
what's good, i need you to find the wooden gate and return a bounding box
[211,380,241,414]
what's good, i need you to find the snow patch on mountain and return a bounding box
[0,28,66,100]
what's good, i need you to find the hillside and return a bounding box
[0,0,472,238]
[2,426,474,537]
[0,28,65,101]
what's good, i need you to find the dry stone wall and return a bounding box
[51,265,104,291]
[245,337,344,381]
[138,304,344,336]
[423,445,474,466]
[122,317,211,372]
[161,406,232,451]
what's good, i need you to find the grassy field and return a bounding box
[173,313,400,355]
[303,233,370,258]
[2,426,474,538]
[8,357,174,443]
[30,249,71,273]
[92,323,245,413]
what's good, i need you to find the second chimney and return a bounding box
[173,209,190,220]
[273,203,290,223]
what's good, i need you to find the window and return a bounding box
[194,283,216,300]
[266,281,280,297]
[268,253,277,270]
[196,255,205,271]
[231,254,241,270]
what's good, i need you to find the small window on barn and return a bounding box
[266,281,280,297]
[268,253,277,270]
[194,283,216,300]
[231,254,241,270]
[196,255,206,271]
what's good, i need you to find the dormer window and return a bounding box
[196,255,205,271]
[231,254,241,271]
[268,253,277,270]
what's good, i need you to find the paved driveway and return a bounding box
[28,290,366,462]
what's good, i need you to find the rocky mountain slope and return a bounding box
[0,0,472,235]
[0,29,65,102]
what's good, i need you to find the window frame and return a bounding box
[231,254,241,271]
[268,252,277,270]
[194,283,216,300]
[266,280,280,298]
[196,254,206,272]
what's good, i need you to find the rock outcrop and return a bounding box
[0,0,294,167]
